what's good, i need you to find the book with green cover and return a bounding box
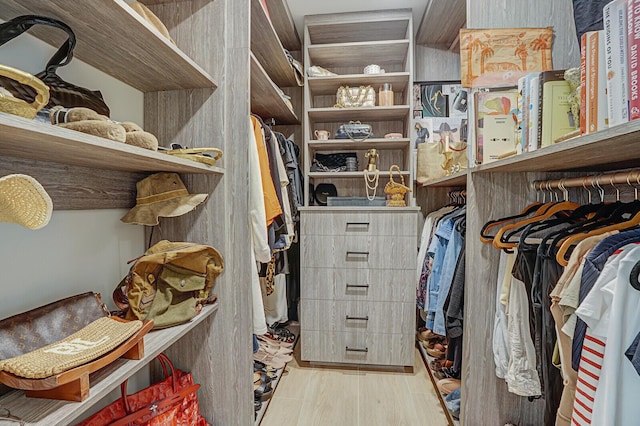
[541,80,576,147]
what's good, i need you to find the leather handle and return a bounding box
[345,315,369,321]
[0,15,76,73]
[345,346,368,353]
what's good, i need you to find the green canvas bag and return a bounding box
[114,240,224,329]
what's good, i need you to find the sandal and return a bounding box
[417,327,445,342]
[254,379,273,401]
[429,359,453,371]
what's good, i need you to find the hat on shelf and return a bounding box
[121,172,208,226]
[0,174,53,230]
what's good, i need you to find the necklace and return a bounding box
[364,169,379,201]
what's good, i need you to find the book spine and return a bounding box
[516,76,526,153]
[522,74,532,151]
[605,0,630,126]
[628,0,640,120]
[528,76,540,152]
[587,31,600,133]
[580,33,588,134]
[597,31,609,129]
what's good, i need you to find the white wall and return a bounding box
[0,26,145,314]
[0,23,148,410]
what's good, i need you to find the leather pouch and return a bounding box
[0,292,109,360]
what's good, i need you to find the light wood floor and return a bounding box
[260,345,450,426]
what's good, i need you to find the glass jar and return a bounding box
[379,83,394,106]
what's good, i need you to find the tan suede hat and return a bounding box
[121,172,208,226]
[0,174,53,230]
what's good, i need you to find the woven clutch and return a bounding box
[0,317,142,379]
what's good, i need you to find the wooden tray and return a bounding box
[0,318,153,402]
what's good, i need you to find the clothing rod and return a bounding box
[532,170,640,190]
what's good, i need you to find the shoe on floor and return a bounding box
[436,378,461,395]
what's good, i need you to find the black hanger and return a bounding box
[479,202,543,241]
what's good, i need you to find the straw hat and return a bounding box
[121,172,208,226]
[0,174,53,230]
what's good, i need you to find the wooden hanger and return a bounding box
[492,181,580,250]
[479,201,544,243]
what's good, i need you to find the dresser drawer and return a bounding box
[301,267,414,302]
[301,330,414,366]
[301,235,416,270]
[300,300,414,334]
[301,211,417,237]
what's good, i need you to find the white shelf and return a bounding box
[0,113,224,174]
[0,303,219,426]
[0,0,216,92]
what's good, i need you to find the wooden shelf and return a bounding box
[308,73,411,96]
[251,53,299,125]
[473,120,640,173]
[308,138,410,151]
[306,11,410,44]
[299,206,421,212]
[308,40,410,68]
[0,0,216,92]
[309,170,410,179]
[0,113,224,174]
[0,303,219,426]
[416,0,466,46]
[308,106,411,122]
[251,0,298,87]
[417,342,458,426]
[422,170,468,187]
[265,0,301,51]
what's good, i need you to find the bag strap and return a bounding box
[0,15,76,74]
[121,353,180,413]
[345,120,371,142]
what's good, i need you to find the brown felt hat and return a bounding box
[121,172,208,226]
[0,174,52,230]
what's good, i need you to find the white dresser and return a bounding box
[300,209,418,367]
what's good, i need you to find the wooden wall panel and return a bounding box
[0,157,144,210]
[145,0,253,424]
[463,171,545,425]
[414,45,461,81]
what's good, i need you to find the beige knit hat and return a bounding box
[121,172,208,226]
[0,174,53,230]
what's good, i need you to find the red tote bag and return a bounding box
[76,353,209,426]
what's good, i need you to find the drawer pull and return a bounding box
[346,251,369,261]
[345,315,369,321]
[346,222,370,232]
[345,346,368,353]
[346,283,370,289]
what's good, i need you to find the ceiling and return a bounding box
[285,0,428,37]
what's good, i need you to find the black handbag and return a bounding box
[334,121,373,141]
[310,152,357,172]
[0,15,110,117]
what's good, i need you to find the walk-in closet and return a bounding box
[0,0,638,425]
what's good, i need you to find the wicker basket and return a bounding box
[0,65,49,119]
